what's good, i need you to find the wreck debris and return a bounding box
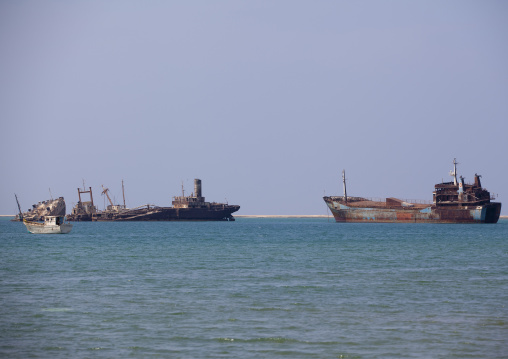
[13,196,66,222]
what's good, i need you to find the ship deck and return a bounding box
[346,200,429,210]
[325,196,431,210]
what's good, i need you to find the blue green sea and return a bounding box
[1,217,507,358]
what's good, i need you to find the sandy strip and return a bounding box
[237,214,508,219]
[235,215,330,218]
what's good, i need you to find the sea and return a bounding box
[1,217,507,358]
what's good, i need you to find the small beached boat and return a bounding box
[23,216,73,234]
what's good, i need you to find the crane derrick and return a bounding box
[101,185,114,208]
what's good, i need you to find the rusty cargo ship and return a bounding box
[67,179,240,221]
[323,159,501,224]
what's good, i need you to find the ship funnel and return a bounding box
[474,173,482,188]
[194,179,202,198]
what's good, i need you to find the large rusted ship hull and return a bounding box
[68,205,240,221]
[324,197,501,224]
[107,205,240,221]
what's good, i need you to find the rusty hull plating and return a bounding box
[323,160,501,224]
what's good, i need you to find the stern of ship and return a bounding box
[484,202,502,223]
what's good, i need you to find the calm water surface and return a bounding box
[1,217,507,358]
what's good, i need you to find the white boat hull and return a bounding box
[24,222,73,234]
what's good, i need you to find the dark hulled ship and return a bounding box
[323,159,501,223]
[67,179,240,221]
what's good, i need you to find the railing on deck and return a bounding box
[327,196,433,205]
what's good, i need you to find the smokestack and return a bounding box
[194,179,202,198]
[459,176,465,191]
[458,176,465,202]
[474,173,482,188]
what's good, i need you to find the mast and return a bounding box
[450,158,459,185]
[89,187,94,209]
[342,169,348,203]
[15,194,23,221]
[122,179,126,208]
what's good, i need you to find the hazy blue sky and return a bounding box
[1,1,507,215]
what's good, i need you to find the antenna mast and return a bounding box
[449,158,459,185]
[342,169,348,203]
[122,179,126,208]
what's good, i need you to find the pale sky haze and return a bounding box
[1,1,507,215]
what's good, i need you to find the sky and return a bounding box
[1,1,507,215]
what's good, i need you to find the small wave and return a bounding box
[482,319,507,327]
[216,337,348,346]
[127,346,149,350]
[43,346,64,350]
[168,311,186,315]
[41,308,72,312]
[249,307,291,312]
[216,337,299,343]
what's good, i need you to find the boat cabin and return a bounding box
[45,216,66,225]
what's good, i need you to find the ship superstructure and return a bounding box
[69,186,97,221]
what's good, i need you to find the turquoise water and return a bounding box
[1,217,507,358]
